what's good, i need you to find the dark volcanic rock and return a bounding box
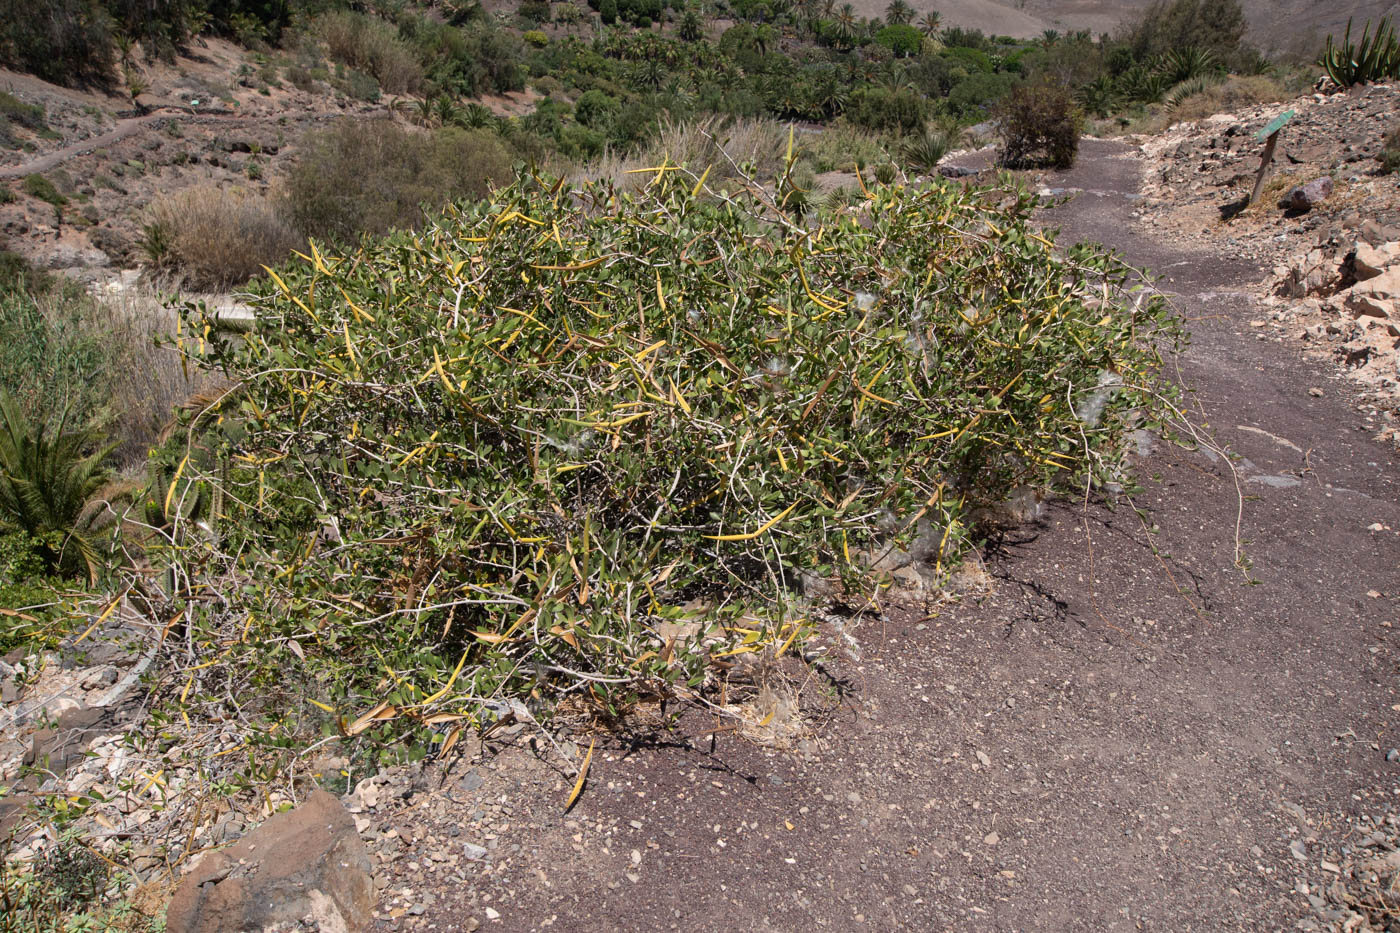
[166,790,374,933]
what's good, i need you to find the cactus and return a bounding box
[1321,17,1400,88]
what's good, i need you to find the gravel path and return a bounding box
[364,139,1400,933]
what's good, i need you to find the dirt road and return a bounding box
[365,140,1400,933]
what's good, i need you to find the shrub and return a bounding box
[1126,0,1247,62]
[165,161,1181,758]
[574,89,620,129]
[23,173,66,207]
[144,186,303,290]
[317,11,424,95]
[996,82,1082,169]
[0,91,47,132]
[846,86,926,133]
[283,119,513,244]
[1382,124,1400,174]
[0,0,117,85]
[518,0,552,23]
[0,529,65,653]
[874,23,923,57]
[523,29,549,48]
[944,71,1015,119]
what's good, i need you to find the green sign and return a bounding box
[1255,109,1295,140]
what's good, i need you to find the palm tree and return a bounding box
[834,3,857,46]
[0,392,116,580]
[918,10,941,36]
[679,9,703,40]
[885,0,913,25]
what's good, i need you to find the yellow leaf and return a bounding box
[346,701,398,736]
[668,377,691,415]
[690,164,712,198]
[704,503,798,541]
[440,726,462,760]
[565,738,595,811]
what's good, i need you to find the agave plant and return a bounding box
[1158,47,1219,84]
[901,125,958,174]
[1117,64,1170,104]
[0,392,117,580]
[1075,75,1118,118]
[1321,17,1400,87]
[1165,74,1224,110]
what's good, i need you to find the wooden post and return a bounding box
[1248,129,1280,207]
[1247,109,1294,208]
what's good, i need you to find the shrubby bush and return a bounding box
[1382,123,1400,175]
[283,119,513,243]
[317,11,423,95]
[996,82,1082,169]
[166,165,1180,742]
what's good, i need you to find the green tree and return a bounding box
[918,11,940,36]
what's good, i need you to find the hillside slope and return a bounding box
[850,0,1054,36]
[885,0,1400,46]
[1024,0,1400,48]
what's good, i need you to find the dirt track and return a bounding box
[363,139,1400,933]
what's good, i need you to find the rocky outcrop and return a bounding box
[166,790,375,933]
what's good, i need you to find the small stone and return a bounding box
[1308,387,1324,397]
[459,771,485,792]
[975,750,991,768]
[463,843,488,860]
[983,832,1000,846]
[1290,839,1308,861]
[484,906,500,920]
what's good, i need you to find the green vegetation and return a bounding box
[1321,16,1399,88]
[1382,123,1400,174]
[22,174,65,209]
[0,390,116,581]
[0,529,66,654]
[283,119,513,243]
[0,830,161,933]
[0,91,49,150]
[0,252,206,464]
[163,163,1181,749]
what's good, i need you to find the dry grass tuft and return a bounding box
[144,187,303,292]
[576,116,790,192]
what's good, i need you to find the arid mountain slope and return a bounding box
[875,0,1400,46]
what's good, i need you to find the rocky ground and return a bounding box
[1135,82,1400,444]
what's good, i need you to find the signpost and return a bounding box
[1248,109,1295,207]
